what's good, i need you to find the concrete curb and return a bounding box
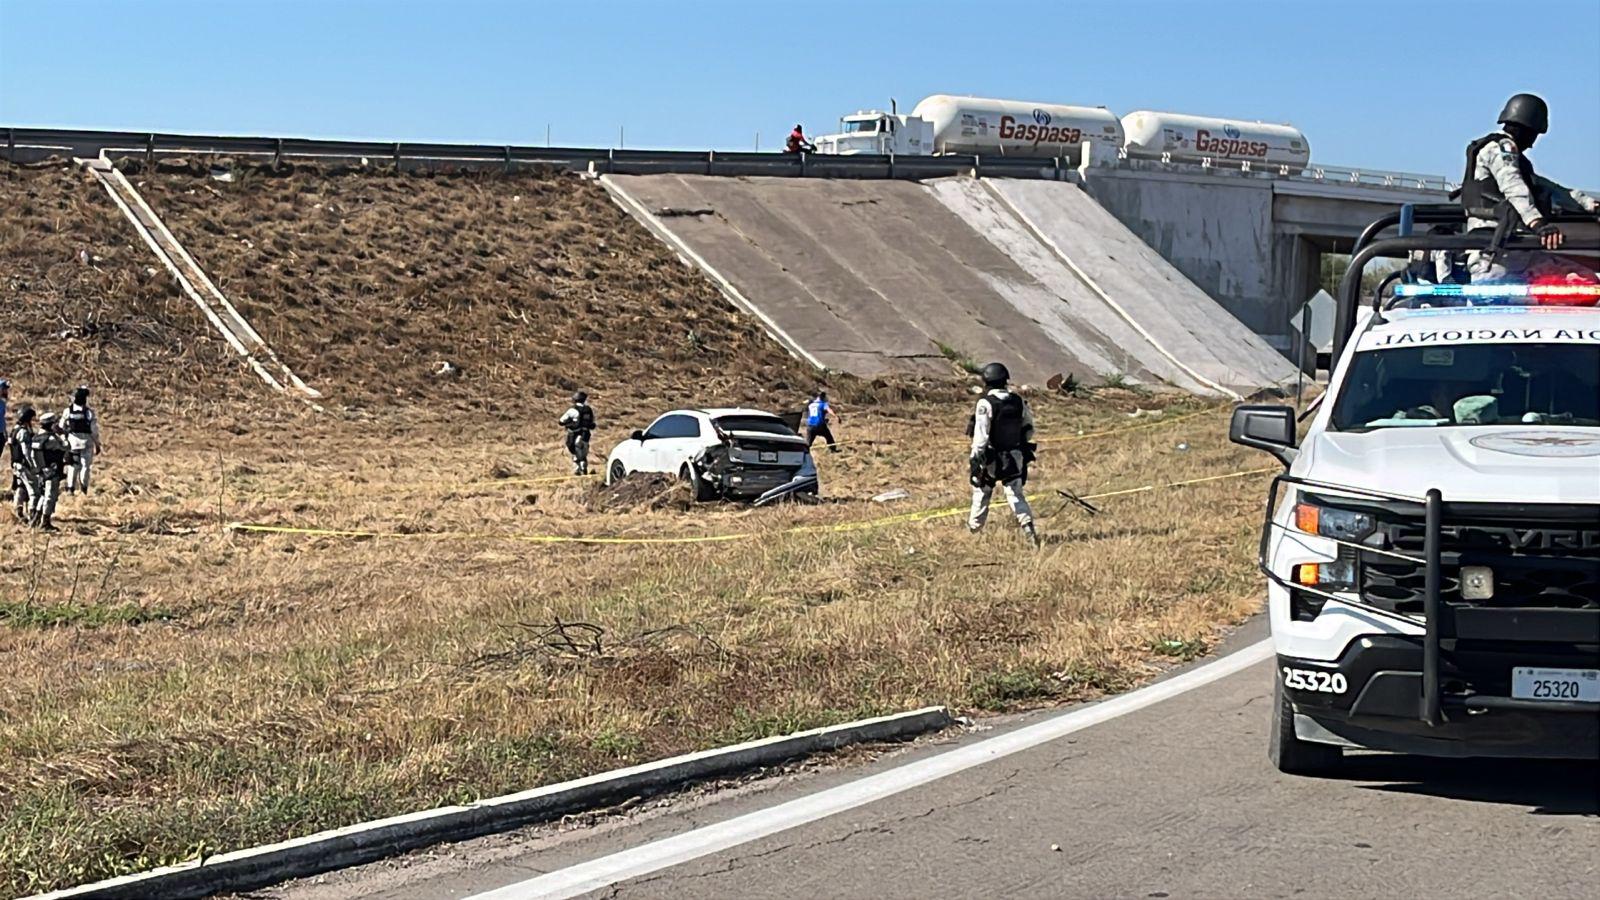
[32,707,954,900]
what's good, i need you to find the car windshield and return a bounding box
[841,119,880,134]
[1330,342,1600,431]
[713,415,796,436]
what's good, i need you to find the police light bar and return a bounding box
[1393,283,1600,305]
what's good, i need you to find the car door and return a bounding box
[659,413,710,472]
[640,413,700,473]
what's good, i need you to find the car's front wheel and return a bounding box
[608,460,626,486]
[1269,673,1343,775]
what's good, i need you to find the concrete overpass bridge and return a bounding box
[1080,163,1448,350]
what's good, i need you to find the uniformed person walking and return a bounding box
[967,362,1040,548]
[61,385,103,495]
[1462,93,1599,278]
[558,391,596,476]
[8,405,39,524]
[30,413,70,530]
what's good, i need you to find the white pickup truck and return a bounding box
[1232,217,1600,772]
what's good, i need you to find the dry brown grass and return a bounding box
[0,388,1269,895]
[125,158,845,416]
[0,160,1269,895]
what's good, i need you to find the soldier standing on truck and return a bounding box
[1461,93,1599,278]
[967,362,1040,548]
[8,405,38,524]
[558,391,596,476]
[61,385,102,495]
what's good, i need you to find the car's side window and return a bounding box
[646,414,699,440]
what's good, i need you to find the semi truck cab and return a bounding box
[1233,207,1600,773]
[812,110,933,156]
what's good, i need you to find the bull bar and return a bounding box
[1259,473,1600,726]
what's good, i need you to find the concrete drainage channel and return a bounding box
[32,707,954,900]
[78,155,323,404]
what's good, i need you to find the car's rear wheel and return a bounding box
[608,460,626,486]
[680,463,716,502]
[1269,673,1344,775]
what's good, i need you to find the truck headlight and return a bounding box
[1293,501,1376,543]
[1293,560,1356,591]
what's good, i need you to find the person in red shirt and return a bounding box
[785,124,815,154]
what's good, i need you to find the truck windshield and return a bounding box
[841,119,879,134]
[1330,343,1600,431]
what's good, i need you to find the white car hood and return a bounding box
[1300,426,1600,504]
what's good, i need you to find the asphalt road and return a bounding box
[270,620,1600,900]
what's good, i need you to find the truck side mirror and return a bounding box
[1230,405,1298,466]
[631,429,646,442]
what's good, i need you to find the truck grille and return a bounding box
[1359,515,1600,614]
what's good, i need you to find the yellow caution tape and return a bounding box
[470,473,601,487]
[224,465,1275,547]
[243,405,1227,502]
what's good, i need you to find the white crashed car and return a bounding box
[604,407,819,505]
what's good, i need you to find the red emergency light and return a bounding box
[1529,276,1600,307]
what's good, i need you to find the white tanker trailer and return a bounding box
[911,95,1123,160]
[1120,111,1311,168]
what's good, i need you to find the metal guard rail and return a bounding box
[6,126,1450,191]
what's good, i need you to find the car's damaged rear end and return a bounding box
[697,414,820,504]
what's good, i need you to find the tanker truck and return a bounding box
[812,95,1122,163]
[812,94,1311,171]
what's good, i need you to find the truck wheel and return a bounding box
[608,460,626,486]
[680,463,716,502]
[1269,673,1343,775]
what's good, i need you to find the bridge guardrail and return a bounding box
[4,126,1453,192]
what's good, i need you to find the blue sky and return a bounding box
[2,0,1597,184]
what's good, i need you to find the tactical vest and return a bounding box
[985,392,1025,451]
[66,404,93,436]
[1460,133,1552,222]
[569,405,595,433]
[33,434,68,471]
[6,426,28,467]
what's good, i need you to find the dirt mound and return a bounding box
[586,472,693,512]
[125,161,822,416]
[0,163,256,415]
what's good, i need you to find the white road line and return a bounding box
[469,638,1275,900]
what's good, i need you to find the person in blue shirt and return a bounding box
[804,390,839,452]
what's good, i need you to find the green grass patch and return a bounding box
[1150,636,1210,661]
[0,599,171,629]
[934,341,983,376]
[970,666,1058,711]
